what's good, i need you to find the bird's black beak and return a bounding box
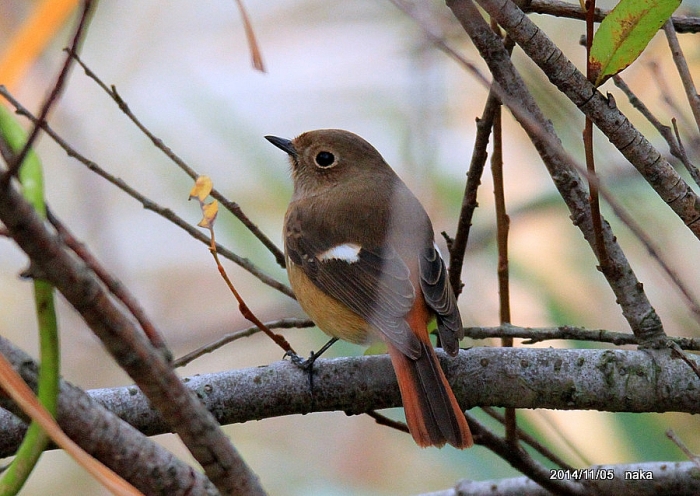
[265,135,297,159]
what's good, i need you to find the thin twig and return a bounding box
[390,0,494,300]
[465,412,588,495]
[488,68,517,443]
[669,341,700,382]
[464,324,700,350]
[481,407,576,471]
[1,1,95,186]
[176,321,700,371]
[648,60,697,135]
[446,93,501,298]
[663,19,700,136]
[666,429,700,470]
[491,105,511,334]
[612,76,694,169]
[174,318,313,368]
[47,208,171,359]
[0,85,294,299]
[366,411,410,434]
[192,190,295,356]
[234,0,265,72]
[524,0,700,33]
[672,118,700,188]
[584,0,607,266]
[536,409,592,467]
[67,50,286,268]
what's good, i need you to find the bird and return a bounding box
[266,129,472,449]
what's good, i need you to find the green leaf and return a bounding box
[0,105,59,496]
[589,0,681,86]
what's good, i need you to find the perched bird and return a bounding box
[266,129,472,449]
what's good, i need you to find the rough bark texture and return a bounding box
[0,336,217,496]
[0,179,264,495]
[446,0,665,346]
[3,347,698,458]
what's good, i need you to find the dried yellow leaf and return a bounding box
[197,200,219,229]
[189,175,213,202]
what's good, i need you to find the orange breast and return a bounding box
[287,259,374,345]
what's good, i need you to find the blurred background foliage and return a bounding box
[1,0,700,494]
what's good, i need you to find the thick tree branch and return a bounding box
[445,0,665,347]
[0,180,264,495]
[0,336,217,495]
[424,461,700,496]
[2,346,698,458]
[0,86,294,299]
[3,347,698,495]
[471,0,700,237]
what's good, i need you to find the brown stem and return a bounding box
[0,86,294,299]
[663,19,700,135]
[207,228,295,355]
[48,208,170,358]
[68,50,286,268]
[490,91,517,444]
[447,0,667,347]
[583,0,607,266]
[524,0,700,33]
[0,165,266,495]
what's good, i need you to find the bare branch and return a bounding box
[445,0,666,346]
[426,461,700,496]
[666,429,700,470]
[671,119,700,188]
[0,335,217,495]
[525,0,700,34]
[612,75,699,183]
[663,19,700,136]
[48,208,170,356]
[466,412,587,495]
[173,318,313,368]
[465,324,700,350]
[68,51,286,268]
[2,347,697,453]
[0,86,294,299]
[472,0,700,238]
[481,407,576,471]
[0,172,264,495]
[447,92,501,297]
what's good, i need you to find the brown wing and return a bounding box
[285,207,421,359]
[419,243,463,356]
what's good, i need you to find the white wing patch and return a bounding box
[318,243,362,263]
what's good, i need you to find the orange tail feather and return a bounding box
[388,341,473,449]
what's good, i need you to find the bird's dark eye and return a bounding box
[315,151,335,168]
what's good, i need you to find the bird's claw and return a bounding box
[284,350,318,370]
